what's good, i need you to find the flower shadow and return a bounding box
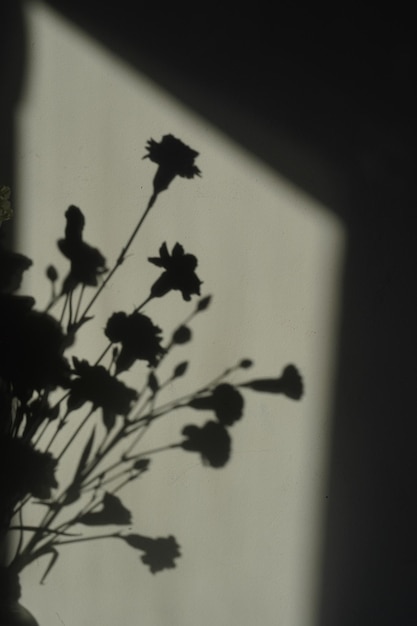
[1,136,304,611]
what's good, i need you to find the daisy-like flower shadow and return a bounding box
[148,242,202,302]
[181,420,231,468]
[0,435,58,506]
[143,134,201,205]
[121,533,181,574]
[58,205,107,293]
[66,358,139,431]
[0,299,71,400]
[105,311,165,373]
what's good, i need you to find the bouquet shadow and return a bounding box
[0,135,303,624]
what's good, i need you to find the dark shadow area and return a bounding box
[3,2,417,623]
[35,2,417,212]
[0,0,26,249]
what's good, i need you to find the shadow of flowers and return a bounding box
[0,135,304,614]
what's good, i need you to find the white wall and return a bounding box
[15,3,345,625]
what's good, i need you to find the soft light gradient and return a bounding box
[15,3,345,625]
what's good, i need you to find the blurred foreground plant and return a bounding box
[0,135,303,607]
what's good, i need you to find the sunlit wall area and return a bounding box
[15,3,345,625]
